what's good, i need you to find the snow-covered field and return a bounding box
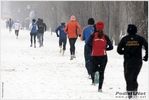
[1,20,148,99]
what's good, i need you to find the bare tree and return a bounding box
[1,1,148,44]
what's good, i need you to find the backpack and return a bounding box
[31,23,37,33]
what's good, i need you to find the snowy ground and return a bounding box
[1,20,148,99]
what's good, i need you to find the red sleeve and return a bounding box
[76,22,81,34]
[64,24,68,33]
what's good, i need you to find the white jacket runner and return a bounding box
[13,22,21,30]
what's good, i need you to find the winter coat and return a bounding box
[87,32,113,56]
[64,20,81,38]
[55,24,67,39]
[37,22,46,34]
[8,19,13,27]
[12,22,21,30]
[82,25,94,43]
[117,34,148,62]
[29,22,38,34]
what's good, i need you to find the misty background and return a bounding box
[1,1,148,45]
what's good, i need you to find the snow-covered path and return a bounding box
[1,20,148,99]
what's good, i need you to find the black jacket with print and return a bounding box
[117,34,148,62]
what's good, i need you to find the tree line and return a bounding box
[1,1,148,45]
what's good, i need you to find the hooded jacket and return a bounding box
[37,19,46,33]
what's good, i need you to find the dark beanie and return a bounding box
[127,24,137,34]
[96,21,104,30]
[32,19,36,22]
[88,18,95,25]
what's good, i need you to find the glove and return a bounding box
[57,35,59,37]
[78,34,81,37]
[143,56,148,61]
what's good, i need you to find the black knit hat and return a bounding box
[32,19,36,22]
[88,18,95,25]
[127,24,137,34]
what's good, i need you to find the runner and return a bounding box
[29,19,38,48]
[117,24,148,99]
[55,22,67,55]
[87,21,113,92]
[81,18,95,78]
[12,20,21,39]
[64,15,81,60]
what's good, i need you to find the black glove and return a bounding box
[57,35,59,37]
[78,34,81,37]
[143,56,148,61]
